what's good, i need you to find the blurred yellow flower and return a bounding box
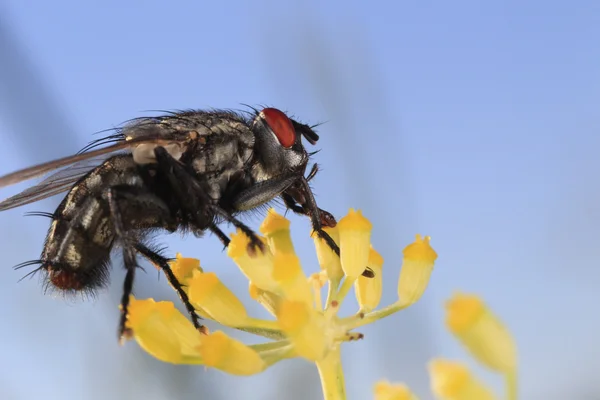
[429,359,498,400]
[124,208,438,400]
[445,293,517,374]
[374,381,419,400]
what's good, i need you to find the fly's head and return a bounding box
[251,108,319,180]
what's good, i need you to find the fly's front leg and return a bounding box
[295,178,375,278]
[281,191,337,228]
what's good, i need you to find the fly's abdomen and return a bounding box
[39,155,172,293]
[40,159,125,292]
[42,195,114,292]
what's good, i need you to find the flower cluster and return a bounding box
[375,293,518,400]
[124,208,438,400]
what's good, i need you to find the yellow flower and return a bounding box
[337,209,373,278]
[124,208,438,400]
[260,208,295,254]
[272,252,313,305]
[355,247,384,312]
[227,230,278,293]
[397,235,437,307]
[188,271,249,327]
[429,359,497,400]
[169,253,202,284]
[197,331,267,376]
[374,380,419,400]
[313,225,344,282]
[445,293,517,374]
[125,297,205,365]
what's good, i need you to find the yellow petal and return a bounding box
[445,293,517,373]
[429,359,498,400]
[126,297,204,364]
[397,235,436,307]
[169,253,202,284]
[227,229,279,293]
[276,300,328,361]
[312,226,344,281]
[374,380,419,400]
[197,331,267,375]
[337,209,372,278]
[259,208,295,254]
[355,247,384,311]
[249,282,281,316]
[272,252,312,306]
[188,271,249,327]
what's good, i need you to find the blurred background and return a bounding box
[0,1,599,399]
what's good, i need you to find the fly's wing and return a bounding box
[0,132,194,212]
[0,110,247,212]
[0,154,117,211]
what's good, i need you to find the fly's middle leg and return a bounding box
[153,146,264,253]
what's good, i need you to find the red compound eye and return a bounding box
[261,108,296,148]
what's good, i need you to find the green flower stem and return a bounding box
[340,300,409,330]
[325,277,357,319]
[252,341,296,367]
[315,346,346,400]
[506,369,518,400]
[325,277,340,308]
[235,325,286,340]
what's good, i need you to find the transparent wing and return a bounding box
[0,134,186,212]
[0,155,116,211]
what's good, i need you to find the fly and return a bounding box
[0,107,372,341]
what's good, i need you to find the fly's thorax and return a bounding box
[188,133,255,201]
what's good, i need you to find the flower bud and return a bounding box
[188,271,249,327]
[260,208,295,254]
[169,253,202,285]
[355,247,384,311]
[312,226,344,281]
[272,252,312,306]
[337,209,372,278]
[227,229,278,293]
[397,235,437,307]
[125,297,204,364]
[197,331,267,375]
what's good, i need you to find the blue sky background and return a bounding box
[0,1,599,399]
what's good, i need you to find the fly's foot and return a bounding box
[246,231,266,257]
[318,208,337,228]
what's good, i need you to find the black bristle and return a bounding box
[24,211,54,218]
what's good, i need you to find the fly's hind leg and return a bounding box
[104,186,203,342]
[105,187,139,342]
